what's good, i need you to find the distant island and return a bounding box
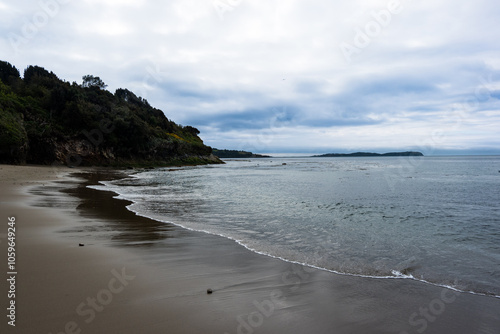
[312,151,424,157]
[0,60,222,167]
[213,149,271,159]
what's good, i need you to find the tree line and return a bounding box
[0,60,217,166]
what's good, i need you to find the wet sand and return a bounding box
[1,164,499,334]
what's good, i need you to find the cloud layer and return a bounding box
[2,0,499,153]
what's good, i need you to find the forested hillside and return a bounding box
[0,61,221,166]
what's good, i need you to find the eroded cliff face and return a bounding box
[24,137,222,167]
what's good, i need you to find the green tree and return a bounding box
[0,61,20,84]
[24,65,57,84]
[82,75,107,90]
[184,125,200,135]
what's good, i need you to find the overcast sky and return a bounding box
[1,0,499,154]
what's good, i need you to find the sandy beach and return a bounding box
[1,164,499,334]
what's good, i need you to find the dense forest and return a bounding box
[0,60,222,166]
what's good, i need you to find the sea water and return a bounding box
[90,156,500,297]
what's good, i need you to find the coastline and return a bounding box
[1,165,499,333]
[0,165,162,333]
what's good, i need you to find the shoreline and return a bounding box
[1,164,499,333]
[94,164,500,301]
[0,165,164,333]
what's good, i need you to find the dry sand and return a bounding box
[1,164,499,334]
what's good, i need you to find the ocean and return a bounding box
[90,155,500,298]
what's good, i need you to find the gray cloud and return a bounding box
[1,0,499,153]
